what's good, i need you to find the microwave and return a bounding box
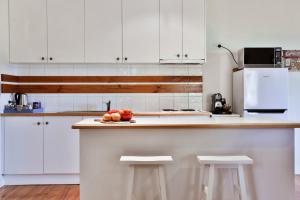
[238,47,282,67]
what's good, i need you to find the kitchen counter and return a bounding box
[0,111,212,117]
[76,116,299,200]
[73,116,300,129]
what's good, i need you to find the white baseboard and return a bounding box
[4,174,79,185]
[0,176,5,187]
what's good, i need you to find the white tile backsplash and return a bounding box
[44,95,59,112]
[87,96,103,111]
[73,96,88,111]
[9,64,203,112]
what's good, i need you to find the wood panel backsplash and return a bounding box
[1,74,203,94]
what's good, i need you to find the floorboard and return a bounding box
[0,185,79,200]
[0,177,298,200]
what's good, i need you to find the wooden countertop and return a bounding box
[0,111,212,117]
[72,117,300,129]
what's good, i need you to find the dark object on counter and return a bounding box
[105,100,111,112]
[163,109,179,112]
[181,109,196,112]
[33,102,42,109]
[15,93,28,106]
[211,93,223,114]
[211,93,232,114]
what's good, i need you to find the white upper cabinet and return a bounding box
[160,0,206,64]
[9,0,205,64]
[47,0,85,63]
[160,0,182,62]
[182,0,206,62]
[122,0,159,63]
[85,0,122,63]
[4,117,44,174]
[9,0,47,63]
[44,117,80,174]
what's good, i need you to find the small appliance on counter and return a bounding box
[211,93,232,114]
[3,93,44,113]
[238,47,282,68]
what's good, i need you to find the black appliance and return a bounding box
[238,47,282,67]
[211,93,226,114]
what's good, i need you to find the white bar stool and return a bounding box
[120,156,173,200]
[197,155,253,200]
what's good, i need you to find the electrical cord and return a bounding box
[218,44,239,67]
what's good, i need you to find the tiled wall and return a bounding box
[9,64,203,112]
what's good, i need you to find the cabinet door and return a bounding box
[85,0,122,63]
[9,0,47,63]
[182,0,206,63]
[160,0,182,63]
[44,117,81,174]
[4,117,43,174]
[47,0,84,63]
[123,0,159,63]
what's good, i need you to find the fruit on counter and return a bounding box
[120,109,133,121]
[102,109,133,122]
[103,113,112,122]
[111,113,121,122]
[107,110,119,114]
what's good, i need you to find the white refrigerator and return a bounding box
[233,68,289,119]
[288,72,300,174]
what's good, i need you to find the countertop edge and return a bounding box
[72,123,300,129]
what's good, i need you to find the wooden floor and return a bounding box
[0,177,299,199]
[0,185,79,200]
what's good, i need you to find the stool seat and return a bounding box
[120,156,173,165]
[121,156,172,200]
[197,155,253,165]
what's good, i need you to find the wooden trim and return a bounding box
[1,74,19,82]
[233,68,243,72]
[1,84,202,93]
[1,74,202,83]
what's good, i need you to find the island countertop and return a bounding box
[72,116,300,129]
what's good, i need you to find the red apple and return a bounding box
[121,109,133,121]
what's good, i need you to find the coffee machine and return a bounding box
[211,93,226,114]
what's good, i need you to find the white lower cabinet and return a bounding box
[4,117,44,174]
[4,117,81,175]
[43,117,80,174]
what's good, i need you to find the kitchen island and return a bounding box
[73,116,300,200]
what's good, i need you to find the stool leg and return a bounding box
[158,166,167,200]
[238,165,248,200]
[207,164,215,200]
[126,166,135,200]
[199,165,206,200]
